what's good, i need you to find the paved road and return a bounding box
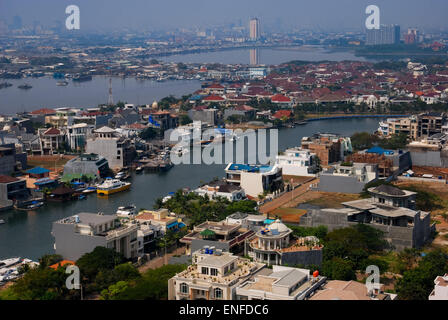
[260,178,318,215]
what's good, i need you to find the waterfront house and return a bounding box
[0,175,30,209]
[194,179,246,201]
[63,153,110,179]
[38,127,65,155]
[66,123,94,152]
[225,163,283,198]
[275,147,318,177]
[52,212,138,261]
[136,208,185,234]
[85,126,136,169]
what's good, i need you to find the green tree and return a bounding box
[322,257,356,281]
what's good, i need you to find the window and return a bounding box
[214,288,223,299]
[210,268,218,276]
[201,267,209,275]
[180,283,188,294]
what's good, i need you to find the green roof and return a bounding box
[200,229,216,237]
[61,173,96,183]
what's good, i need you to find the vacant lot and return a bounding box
[270,207,307,224]
[302,192,362,209]
[27,155,75,172]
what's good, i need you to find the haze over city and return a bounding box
[1,0,448,32]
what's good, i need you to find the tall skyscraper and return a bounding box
[366,25,401,46]
[404,28,419,45]
[249,18,260,41]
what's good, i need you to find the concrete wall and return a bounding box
[318,175,368,194]
[410,150,448,167]
[281,250,323,267]
[52,222,107,261]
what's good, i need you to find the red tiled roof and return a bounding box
[30,108,55,115]
[273,110,293,119]
[203,95,225,101]
[43,127,61,135]
[271,94,291,102]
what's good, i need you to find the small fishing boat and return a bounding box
[82,186,97,194]
[135,166,143,173]
[0,219,5,225]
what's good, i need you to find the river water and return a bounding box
[0,117,383,260]
[0,46,367,114]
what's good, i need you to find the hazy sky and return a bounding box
[1,0,447,32]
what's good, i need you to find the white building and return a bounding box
[236,265,326,300]
[67,123,94,152]
[275,148,318,177]
[429,274,448,300]
[168,249,264,300]
[86,126,135,169]
[225,163,283,198]
[194,179,246,201]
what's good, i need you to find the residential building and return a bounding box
[378,116,418,140]
[275,147,318,177]
[407,133,448,167]
[346,147,411,178]
[85,126,136,169]
[245,220,323,266]
[318,162,378,194]
[38,127,65,155]
[429,274,448,300]
[180,220,254,255]
[168,249,264,300]
[52,212,138,261]
[63,153,110,179]
[0,145,18,175]
[194,179,246,201]
[0,175,30,206]
[188,107,217,126]
[66,123,94,152]
[300,185,433,251]
[136,208,185,234]
[225,163,283,198]
[418,112,446,138]
[236,265,326,300]
[301,134,352,166]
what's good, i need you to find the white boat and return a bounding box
[0,219,5,224]
[135,166,143,173]
[116,204,137,218]
[115,172,126,179]
[0,257,21,268]
[96,178,131,196]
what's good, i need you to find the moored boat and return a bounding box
[96,178,131,196]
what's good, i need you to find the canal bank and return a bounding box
[0,117,384,260]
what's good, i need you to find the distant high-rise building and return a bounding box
[249,18,260,41]
[366,25,401,46]
[10,15,22,30]
[404,28,419,45]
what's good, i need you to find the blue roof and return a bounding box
[367,146,394,156]
[26,167,50,175]
[228,164,273,173]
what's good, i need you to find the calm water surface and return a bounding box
[0,117,383,259]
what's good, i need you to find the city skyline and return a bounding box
[1,0,448,33]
